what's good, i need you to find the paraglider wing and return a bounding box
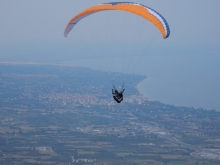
[64,2,170,39]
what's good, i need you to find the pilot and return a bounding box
[112,87,125,103]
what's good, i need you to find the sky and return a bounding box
[0,1,220,110]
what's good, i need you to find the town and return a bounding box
[0,63,220,165]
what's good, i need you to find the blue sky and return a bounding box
[1,1,220,110]
[1,1,219,53]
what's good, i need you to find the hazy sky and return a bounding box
[1,1,220,110]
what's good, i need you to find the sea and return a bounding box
[69,53,220,111]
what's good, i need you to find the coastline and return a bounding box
[136,75,219,111]
[136,77,150,100]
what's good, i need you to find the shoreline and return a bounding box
[136,76,218,111]
[136,77,151,100]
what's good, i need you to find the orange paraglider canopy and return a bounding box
[64,2,170,39]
